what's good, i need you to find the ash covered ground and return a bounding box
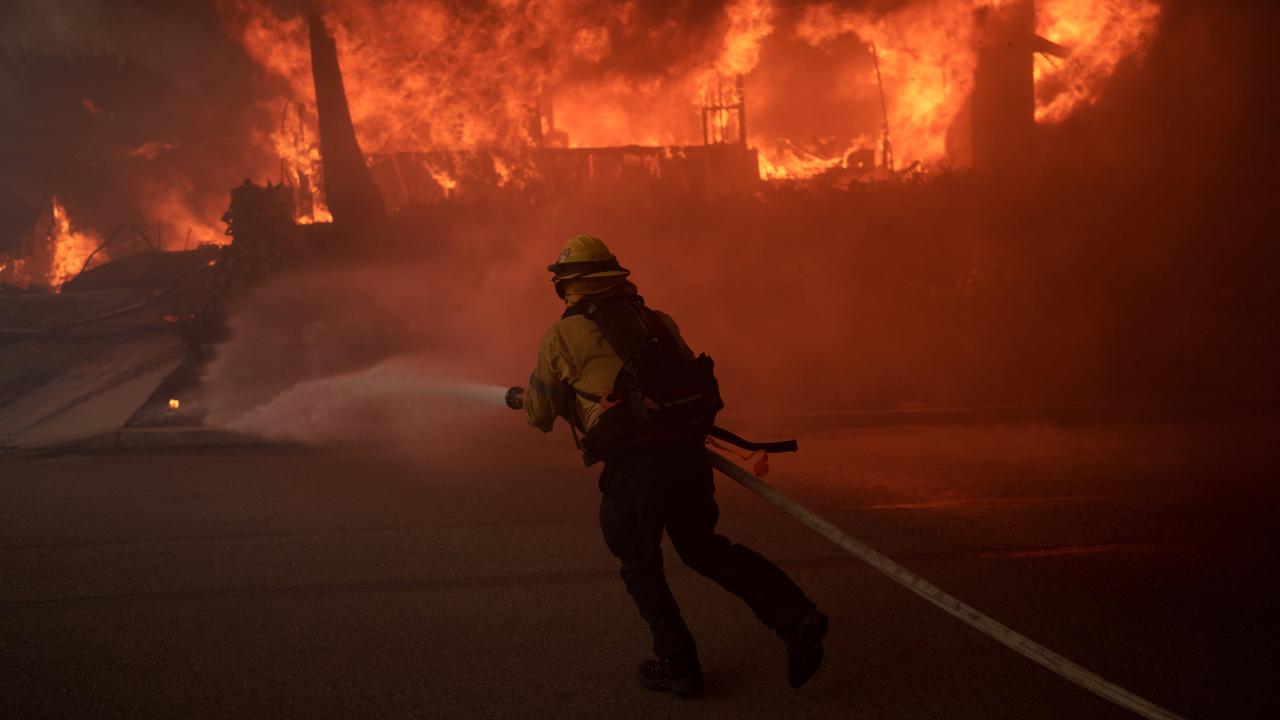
[3,418,1278,718]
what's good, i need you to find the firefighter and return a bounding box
[507,235,827,696]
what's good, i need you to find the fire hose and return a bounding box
[706,450,1185,720]
[504,385,1183,718]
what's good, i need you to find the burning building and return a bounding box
[233,0,1163,211]
[0,0,1181,448]
[1,0,1165,280]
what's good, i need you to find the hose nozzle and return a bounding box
[505,386,525,410]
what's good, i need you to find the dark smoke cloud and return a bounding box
[1,0,239,90]
[0,0,272,255]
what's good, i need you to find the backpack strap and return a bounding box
[561,300,627,406]
[561,301,599,320]
[562,295,715,464]
[566,296,683,365]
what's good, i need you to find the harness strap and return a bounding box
[706,425,798,454]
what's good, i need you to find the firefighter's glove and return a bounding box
[505,387,526,410]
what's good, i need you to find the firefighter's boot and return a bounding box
[785,609,829,689]
[637,657,704,697]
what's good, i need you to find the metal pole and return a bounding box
[702,89,709,146]
[736,75,747,146]
[872,43,895,173]
[717,74,724,144]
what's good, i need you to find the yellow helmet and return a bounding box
[547,234,630,282]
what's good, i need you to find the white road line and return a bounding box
[708,450,1186,720]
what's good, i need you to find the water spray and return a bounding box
[221,357,511,440]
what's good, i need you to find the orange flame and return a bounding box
[717,0,775,78]
[758,151,841,181]
[217,0,1160,185]
[1034,0,1162,123]
[296,206,335,225]
[796,0,1160,169]
[48,198,103,292]
[273,102,333,223]
[427,165,458,195]
[219,2,783,158]
[224,1,546,153]
[0,197,201,291]
[143,185,231,248]
[798,1,980,170]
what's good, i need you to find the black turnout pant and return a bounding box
[598,442,815,664]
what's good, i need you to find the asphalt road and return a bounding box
[2,416,1277,719]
